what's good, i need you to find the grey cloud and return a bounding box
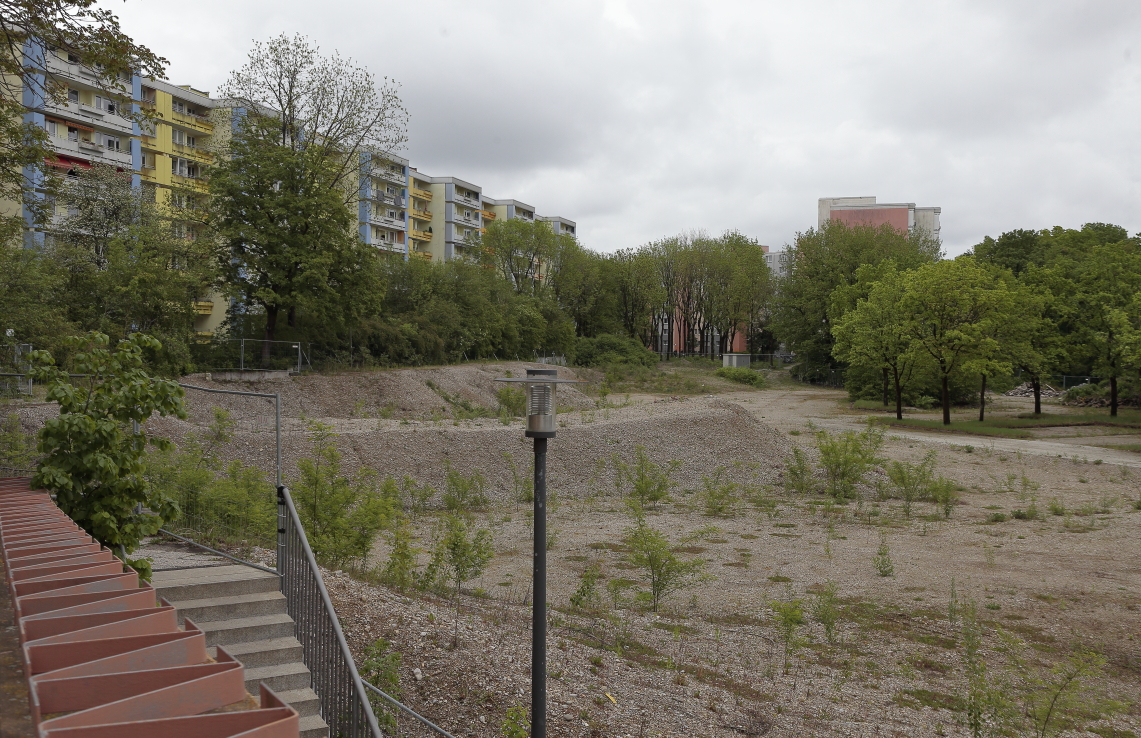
[117,0,1141,255]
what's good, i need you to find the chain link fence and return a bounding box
[190,338,312,373]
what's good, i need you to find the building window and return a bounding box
[173,158,198,178]
[67,126,79,142]
[104,135,121,151]
[172,130,196,147]
[68,88,79,103]
[141,151,155,169]
[94,96,117,114]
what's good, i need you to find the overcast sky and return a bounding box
[114,0,1141,256]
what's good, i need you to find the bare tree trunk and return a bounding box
[262,306,278,368]
[1032,376,1042,415]
[978,374,987,422]
[893,367,904,420]
[1110,374,1118,417]
[882,367,889,406]
[942,375,951,426]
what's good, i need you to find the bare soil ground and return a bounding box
[6,362,1140,737]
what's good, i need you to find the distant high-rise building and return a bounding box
[818,196,940,239]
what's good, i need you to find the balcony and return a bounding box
[171,110,213,133]
[414,251,432,261]
[172,142,212,161]
[481,210,496,220]
[375,168,405,185]
[410,208,432,221]
[409,229,431,242]
[371,214,405,230]
[193,300,214,315]
[171,173,208,191]
[453,193,480,208]
[410,187,432,201]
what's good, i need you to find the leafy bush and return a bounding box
[624,516,707,610]
[783,447,817,495]
[574,334,657,368]
[816,423,884,500]
[360,638,402,732]
[613,446,677,511]
[442,466,490,511]
[31,332,187,578]
[292,421,395,567]
[714,366,766,387]
[496,386,526,418]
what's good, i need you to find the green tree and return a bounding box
[901,257,1012,425]
[609,247,662,345]
[291,421,394,567]
[973,229,1046,277]
[624,516,707,610]
[380,514,418,591]
[774,220,940,375]
[832,262,917,419]
[1059,240,1141,416]
[0,0,167,236]
[432,514,493,645]
[209,115,383,366]
[29,332,186,578]
[218,33,407,201]
[48,163,216,373]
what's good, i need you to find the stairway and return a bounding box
[152,564,330,738]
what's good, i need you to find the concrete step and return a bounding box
[168,591,287,625]
[197,612,295,646]
[152,565,280,602]
[208,636,304,669]
[275,687,322,717]
[299,713,330,738]
[244,661,313,693]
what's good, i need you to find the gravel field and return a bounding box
[7,364,1140,737]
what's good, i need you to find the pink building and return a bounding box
[818,196,941,239]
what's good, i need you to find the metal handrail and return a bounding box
[363,682,459,738]
[277,485,383,738]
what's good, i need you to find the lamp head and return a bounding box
[494,368,584,439]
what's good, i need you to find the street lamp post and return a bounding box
[495,367,581,738]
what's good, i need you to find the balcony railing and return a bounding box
[194,300,214,315]
[171,110,213,131]
[410,208,432,221]
[453,194,480,207]
[374,168,405,185]
[371,215,405,230]
[411,187,432,201]
[409,229,431,242]
[481,210,496,220]
[173,142,213,161]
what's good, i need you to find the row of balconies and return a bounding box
[453,192,480,208]
[43,99,134,133]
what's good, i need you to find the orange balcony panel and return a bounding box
[481,210,496,220]
[411,187,432,201]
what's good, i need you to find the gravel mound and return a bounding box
[1004,382,1063,398]
[11,364,793,501]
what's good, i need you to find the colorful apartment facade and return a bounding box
[15,41,578,337]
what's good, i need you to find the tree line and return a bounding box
[775,219,1141,422]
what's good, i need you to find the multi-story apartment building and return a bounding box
[14,40,578,338]
[137,80,223,335]
[818,196,941,239]
[16,41,140,241]
[359,153,410,257]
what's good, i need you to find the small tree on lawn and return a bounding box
[624,515,707,611]
[29,332,187,579]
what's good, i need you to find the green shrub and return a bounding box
[783,447,817,495]
[816,423,884,500]
[714,366,766,387]
[442,466,490,511]
[496,385,526,418]
[574,334,657,368]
